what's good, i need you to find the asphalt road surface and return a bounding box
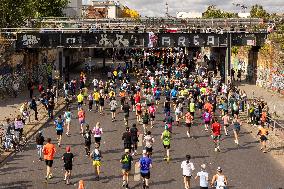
[0,78,284,189]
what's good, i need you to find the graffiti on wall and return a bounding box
[271,73,284,91]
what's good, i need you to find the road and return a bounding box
[0,76,284,189]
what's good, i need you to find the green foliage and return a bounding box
[231,46,239,55]
[0,0,69,27]
[203,5,237,18]
[250,4,270,18]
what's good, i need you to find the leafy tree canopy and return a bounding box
[0,0,69,27]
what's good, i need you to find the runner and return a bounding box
[92,122,103,147]
[64,108,72,136]
[164,112,174,133]
[62,146,74,185]
[88,92,93,111]
[184,111,193,138]
[90,143,102,181]
[78,107,85,134]
[54,115,64,147]
[93,89,100,111]
[142,109,150,134]
[139,150,152,189]
[148,103,156,128]
[188,99,195,119]
[120,149,133,189]
[175,102,183,126]
[35,130,44,161]
[181,155,195,189]
[109,97,118,122]
[195,164,209,189]
[232,114,241,146]
[202,109,212,131]
[257,124,269,153]
[83,124,92,156]
[130,124,139,156]
[210,167,228,189]
[77,91,84,110]
[43,138,56,181]
[99,93,105,115]
[144,131,155,157]
[122,127,132,152]
[122,102,130,126]
[136,102,142,123]
[211,117,221,152]
[161,125,171,161]
[221,112,230,136]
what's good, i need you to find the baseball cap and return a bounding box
[201,164,206,169]
[125,149,130,153]
[142,149,147,154]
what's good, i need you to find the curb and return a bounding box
[0,100,66,165]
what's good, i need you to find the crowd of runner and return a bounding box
[0,55,272,189]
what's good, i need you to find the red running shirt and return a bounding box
[211,122,221,136]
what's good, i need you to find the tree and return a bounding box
[122,7,140,18]
[0,0,69,27]
[250,4,269,18]
[34,0,69,18]
[203,5,237,18]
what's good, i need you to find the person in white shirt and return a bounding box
[195,164,209,189]
[181,155,195,189]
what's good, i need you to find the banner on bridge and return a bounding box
[16,32,265,49]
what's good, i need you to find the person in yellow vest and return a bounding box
[113,70,118,81]
[93,90,100,111]
[77,92,84,110]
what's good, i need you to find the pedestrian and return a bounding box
[84,124,92,156]
[64,108,72,136]
[27,80,34,99]
[54,115,64,147]
[184,111,193,138]
[109,97,118,122]
[232,114,241,146]
[122,101,130,126]
[92,122,103,147]
[181,155,195,189]
[195,164,209,189]
[47,98,55,119]
[88,93,93,111]
[139,149,152,189]
[43,138,56,181]
[130,124,139,156]
[136,102,142,123]
[210,167,228,189]
[30,97,38,121]
[148,103,156,128]
[122,127,132,152]
[221,112,230,136]
[202,109,212,131]
[99,93,105,115]
[257,124,269,153]
[120,149,133,189]
[90,143,102,181]
[78,180,85,189]
[211,117,221,152]
[62,146,74,185]
[142,109,150,134]
[36,130,44,161]
[161,125,171,161]
[78,107,85,134]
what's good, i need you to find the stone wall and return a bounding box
[232,41,284,95]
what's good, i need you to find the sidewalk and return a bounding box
[238,83,284,121]
[0,90,66,164]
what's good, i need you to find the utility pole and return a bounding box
[165,2,169,18]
